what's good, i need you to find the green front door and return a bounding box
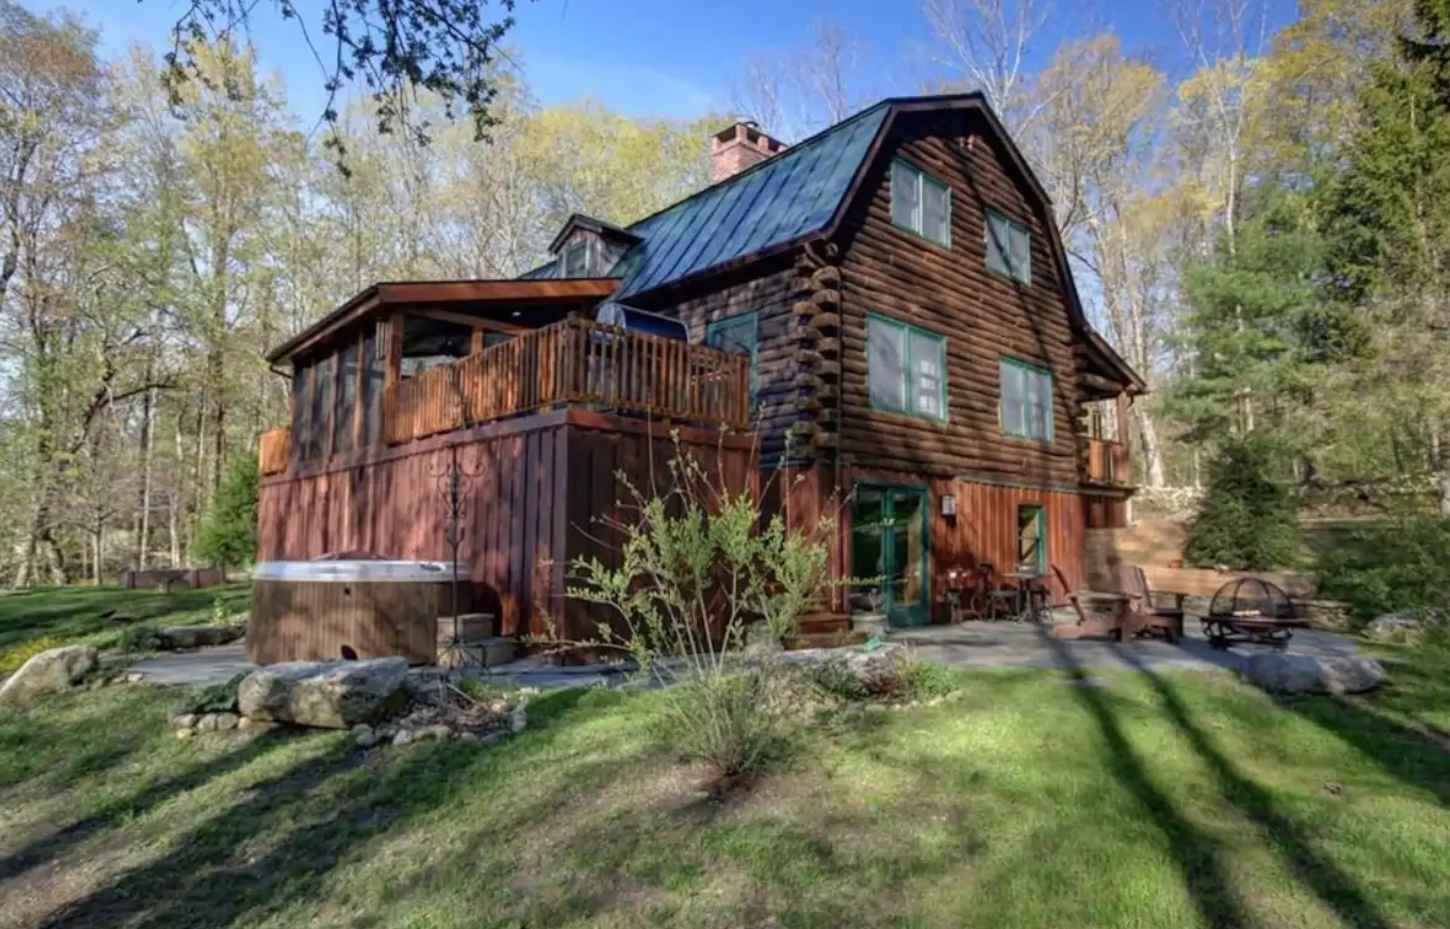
[850,484,930,627]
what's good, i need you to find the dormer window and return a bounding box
[548,213,642,280]
[562,240,590,277]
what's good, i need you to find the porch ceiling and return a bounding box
[265,278,620,364]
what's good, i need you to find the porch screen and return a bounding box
[309,354,332,459]
[291,363,311,461]
[361,325,383,447]
[333,338,359,454]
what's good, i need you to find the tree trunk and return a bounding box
[1135,406,1167,489]
[170,419,184,566]
[137,383,154,570]
[1431,420,1450,518]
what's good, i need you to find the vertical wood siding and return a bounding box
[256,411,755,651]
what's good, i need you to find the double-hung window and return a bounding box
[561,240,589,277]
[985,208,1032,284]
[1000,357,1053,441]
[1017,504,1046,577]
[868,314,947,421]
[891,159,951,248]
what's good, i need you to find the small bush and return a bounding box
[117,626,163,654]
[0,636,64,675]
[195,455,258,570]
[1186,435,1300,570]
[658,669,792,779]
[1316,515,1450,622]
[807,659,872,702]
[180,673,246,715]
[456,676,511,705]
[896,651,959,700]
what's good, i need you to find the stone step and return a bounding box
[436,636,515,669]
[436,613,497,642]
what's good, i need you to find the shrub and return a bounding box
[117,626,163,654]
[195,455,258,570]
[179,673,246,715]
[660,668,793,779]
[555,436,840,779]
[0,636,64,675]
[895,651,959,700]
[1316,515,1450,622]
[1185,435,1300,570]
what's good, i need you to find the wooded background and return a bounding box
[2,0,1446,585]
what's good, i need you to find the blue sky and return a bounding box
[70,0,1296,129]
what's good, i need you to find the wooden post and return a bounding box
[470,326,484,356]
[384,312,404,389]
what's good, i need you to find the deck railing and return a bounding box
[1085,436,1128,485]
[383,318,753,445]
[259,427,292,475]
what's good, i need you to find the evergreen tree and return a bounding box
[1185,435,1301,570]
[194,455,258,570]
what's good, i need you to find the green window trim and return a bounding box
[999,356,1054,442]
[705,310,760,397]
[1017,504,1047,577]
[985,207,1032,285]
[867,312,948,422]
[890,158,952,248]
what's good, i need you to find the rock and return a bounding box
[237,657,409,729]
[417,724,452,741]
[215,712,239,731]
[456,732,480,743]
[777,644,906,696]
[509,699,528,735]
[743,621,783,658]
[172,713,199,730]
[392,729,414,746]
[126,673,144,684]
[0,645,100,708]
[355,726,382,748]
[175,728,193,739]
[864,703,888,714]
[237,716,254,730]
[1242,653,1388,695]
[238,717,278,734]
[1364,608,1448,643]
[156,625,245,650]
[197,713,219,732]
[402,673,444,706]
[479,731,508,746]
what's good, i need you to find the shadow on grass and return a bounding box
[0,732,288,883]
[1117,647,1397,929]
[0,585,251,652]
[1039,632,1254,929]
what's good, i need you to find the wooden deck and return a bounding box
[384,318,752,445]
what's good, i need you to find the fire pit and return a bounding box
[1202,577,1307,649]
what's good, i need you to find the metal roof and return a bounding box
[520,100,892,296]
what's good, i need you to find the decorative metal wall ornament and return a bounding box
[428,361,485,669]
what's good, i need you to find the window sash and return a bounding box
[1017,505,1046,575]
[705,311,759,396]
[562,241,588,277]
[869,314,946,421]
[986,209,1031,284]
[1000,358,1053,441]
[892,160,951,247]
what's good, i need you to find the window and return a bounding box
[705,311,759,395]
[1017,505,1046,577]
[868,314,947,421]
[891,159,951,247]
[561,240,589,277]
[333,339,359,454]
[985,208,1032,284]
[1000,357,1054,441]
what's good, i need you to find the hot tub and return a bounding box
[249,560,459,665]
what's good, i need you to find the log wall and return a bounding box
[255,409,755,648]
[636,258,805,466]
[832,109,1092,486]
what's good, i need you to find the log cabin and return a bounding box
[255,92,1143,648]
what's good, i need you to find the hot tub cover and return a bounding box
[252,561,458,583]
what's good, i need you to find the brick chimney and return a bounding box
[711,121,787,182]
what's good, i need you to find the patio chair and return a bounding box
[1115,564,1185,645]
[1049,565,1131,641]
[978,562,1023,622]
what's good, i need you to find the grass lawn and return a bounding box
[2,642,1448,928]
[0,584,251,656]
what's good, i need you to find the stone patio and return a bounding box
[125,614,1369,689]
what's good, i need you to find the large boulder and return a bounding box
[1242,653,1387,695]
[156,625,245,650]
[1364,608,1447,644]
[237,657,409,729]
[0,645,99,708]
[776,643,905,696]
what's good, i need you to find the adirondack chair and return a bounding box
[1049,565,1132,641]
[1115,564,1186,644]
